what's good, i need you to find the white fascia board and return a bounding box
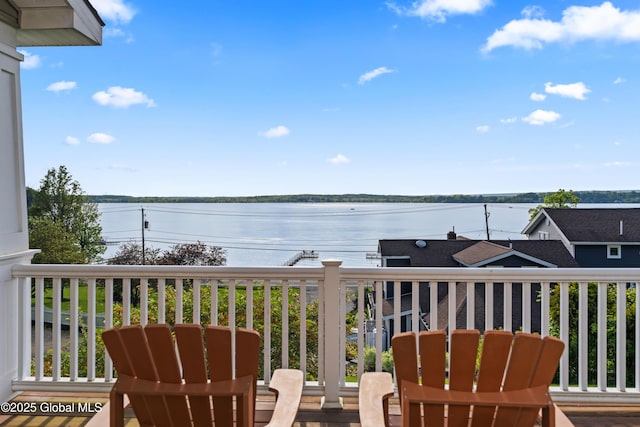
[458,250,557,268]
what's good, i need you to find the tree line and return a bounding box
[87,190,640,204]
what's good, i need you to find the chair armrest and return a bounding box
[359,372,395,427]
[85,395,129,427]
[265,369,304,427]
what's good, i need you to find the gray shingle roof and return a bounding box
[379,239,579,267]
[543,208,640,242]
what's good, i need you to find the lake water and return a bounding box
[98,203,634,267]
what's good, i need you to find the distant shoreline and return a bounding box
[89,190,640,204]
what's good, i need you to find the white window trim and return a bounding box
[607,245,622,259]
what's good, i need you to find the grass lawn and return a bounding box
[36,283,106,314]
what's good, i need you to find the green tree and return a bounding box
[28,217,85,264]
[107,241,161,265]
[28,166,104,263]
[158,241,227,266]
[528,188,580,220]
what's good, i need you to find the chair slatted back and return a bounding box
[103,323,261,426]
[392,329,565,427]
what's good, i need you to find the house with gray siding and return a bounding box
[523,208,640,267]
[375,235,579,348]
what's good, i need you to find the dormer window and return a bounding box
[607,245,622,259]
[538,231,549,240]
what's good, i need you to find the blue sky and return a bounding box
[19,0,640,197]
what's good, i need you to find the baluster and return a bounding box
[412,280,419,334]
[300,280,307,380]
[466,282,475,330]
[448,281,456,335]
[87,278,96,381]
[282,280,289,369]
[617,282,626,392]
[264,280,272,382]
[541,282,550,336]
[578,282,588,392]
[357,280,364,379]
[522,282,531,333]
[34,277,44,380]
[193,279,201,324]
[175,279,183,324]
[122,278,131,326]
[375,280,383,372]
[393,281,401,338]
[52,277,61,381]
[597,282,608,391]
[158,278,166,324]
[140,278,148,326]
[559,281,569,391]
[485,282,494,331]
[69,278,79,381]
[105,278,113,381]
[504,281,512,332]
[246,280,253,329]
[210,279,218,326]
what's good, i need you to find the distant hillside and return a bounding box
[88,191,640,204]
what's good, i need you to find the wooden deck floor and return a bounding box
[2,391,640,426]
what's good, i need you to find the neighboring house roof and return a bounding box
[523,208,640,243]
[379,239,579,268]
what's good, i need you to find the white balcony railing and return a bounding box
[11,262,640,405]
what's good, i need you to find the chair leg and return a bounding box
[110,388,124,427]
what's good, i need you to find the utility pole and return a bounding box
[484,204,490,240]
[141,208,148,265]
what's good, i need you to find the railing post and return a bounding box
[321,259,343,409]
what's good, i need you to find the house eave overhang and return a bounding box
[573,241,637,246]
[13,0,104,47]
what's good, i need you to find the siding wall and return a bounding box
[575,244,640,268]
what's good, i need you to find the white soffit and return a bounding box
[13,0,103,47]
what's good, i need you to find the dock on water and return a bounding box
[283,250,319,266]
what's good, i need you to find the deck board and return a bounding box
[2,391,640,426]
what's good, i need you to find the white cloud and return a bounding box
[483,2,640,52]
[544,81,590,100]
[530,92,546,101]
[260,125,290,139]
[88,133,116,144]
[19,50,41,69]
[90,0,136,24]
[104,28,134,43]
[521,6,545,19]
[328,154,350,165]
[358,67,396,85]
[92,86,156,108]
[46,81,77,92]
[603,161,632,167]
[522,109,561,125]
[476,125,490,133]
[500,117,518,124]
[613,77,626,84]
[65,136,80,145]
[388,0,493,23]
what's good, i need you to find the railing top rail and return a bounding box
[338,266,640,282]
[12,263,325,280]
[12,262,640,282]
